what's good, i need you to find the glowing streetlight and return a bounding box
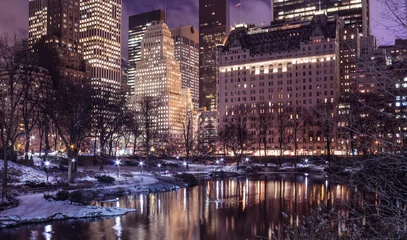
[216,160,219,165]
[176,155,179,160]
[245,157,249,163]
[157,163,161,168]
[183,161,187,167]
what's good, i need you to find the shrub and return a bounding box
[69,190,83,204]
[95,175,115,184]
[69,190,95,205]
[25,180,48,188]
[55,190,70,201]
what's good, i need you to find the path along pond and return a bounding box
[0,174,351,240]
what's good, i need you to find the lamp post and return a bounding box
[157,163,161,175]
[115,159,121,177]
[245,157,249,165]
[304,158,309,166]
[72,158,76,172]
[45,161,50,183]
[139,161,144,174]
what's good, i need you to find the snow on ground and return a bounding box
[0,193,135,227]
[0,160,47,184]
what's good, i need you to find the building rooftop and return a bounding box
[221,14,338,56]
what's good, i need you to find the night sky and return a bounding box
[0,0,397,57]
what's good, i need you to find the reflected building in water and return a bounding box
[95,176,350,240]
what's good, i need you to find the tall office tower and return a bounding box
[28,0,86,79]
[170,26,200,110]
[339,27,360,95]
[217,14,343,155]
[128,10,166,96]
[199,0,230,111]
[79,0,122,96]
[135,21,190,140]
[271,0,370,37]
[28,0,48,48]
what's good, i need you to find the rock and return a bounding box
[174,173,199,187]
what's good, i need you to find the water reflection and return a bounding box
[0,174,351,240]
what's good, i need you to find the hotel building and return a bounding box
[217,14,343,155]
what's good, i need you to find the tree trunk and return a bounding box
[24,133,30,162]
[44,122,50,160]
[67,147,72,183]
[2,144,8,203]
[39,127,43,158]
[133,134,137,158]
[99,139,105,171]
[326,137,331,162]
[263,137,267,166]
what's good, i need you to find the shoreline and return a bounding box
[0,176,192,228]
[0,159,326,228]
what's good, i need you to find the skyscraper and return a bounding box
[79,0,122,96]
[271,0,370,36]
[128,10,166,96]
[171,25,200,110]
[134,21,191,140]
[199,0,230,111]
[28,0,85,78]
[28,0,48,48]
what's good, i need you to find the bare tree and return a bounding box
[223,104,252,170]
[181,108,196,165]
[92,89,127,171]
[274,104,291,165]
[0,35,40,201]
[379,0,407,38]
[288,105,307,167]
[311,102,336,161]
[252,102,274,162]
[218,122,232,159]
[136,95,161,164]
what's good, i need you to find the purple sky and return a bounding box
[0,0,399,57]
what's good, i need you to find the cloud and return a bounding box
[0,0,28,38]
[230,0,271,27]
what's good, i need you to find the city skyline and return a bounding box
[0,0,399,58]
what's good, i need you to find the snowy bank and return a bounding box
[0,193,135,228]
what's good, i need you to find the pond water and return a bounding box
[0,174,351,240]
